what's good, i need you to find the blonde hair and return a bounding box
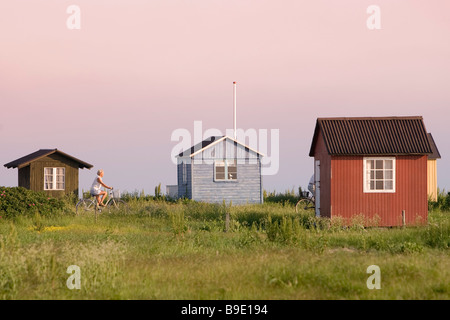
[97,169,103,175]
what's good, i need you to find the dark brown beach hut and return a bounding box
[4,149,93,198]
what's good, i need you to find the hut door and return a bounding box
[315,160,320,217]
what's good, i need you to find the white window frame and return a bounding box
[44,167,65,190]
[363,157,395,193]
[214,159,237,181]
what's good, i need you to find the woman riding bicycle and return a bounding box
[90,169,113,207]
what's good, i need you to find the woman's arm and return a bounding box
[97,177,112,189]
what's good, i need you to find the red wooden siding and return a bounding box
[330,155,428,226]
[312,129,331,218]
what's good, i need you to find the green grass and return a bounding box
[0,199,449,300]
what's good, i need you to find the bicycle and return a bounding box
[295,191,315,213]
[76,188,128,215]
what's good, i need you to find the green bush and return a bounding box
[0,187,68,218]
[263,188,299,206]
[428,189,450,212]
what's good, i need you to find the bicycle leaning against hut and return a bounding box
[295,174,316,213]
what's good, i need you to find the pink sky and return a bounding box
[1,0,449,195]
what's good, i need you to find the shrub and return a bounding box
[428,189,450,212]
[0,187,68,218]
[263,189,299,206]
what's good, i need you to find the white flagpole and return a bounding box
[233,81,236,140]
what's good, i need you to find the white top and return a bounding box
[91,175,103,193]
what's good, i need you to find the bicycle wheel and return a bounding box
[295,198,315,213]
[106,199,129,214]
[76,199,96,215]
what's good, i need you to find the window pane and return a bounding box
[370,181,375,190]
[375,160,383,169]
[385,170,393,179]
[375,170,383,179]
[385,160,393,169]
[385,181,393,190]
[216,167,225,174]
[375,181,384,190]
[228,166,237,180]
[216,172,225,180]
[368,160,374,169]
[370,171,374,179]
[215,166,225,180]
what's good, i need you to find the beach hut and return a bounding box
[176,135,264,204]
[4,149,93,198]
[308,116,436,226]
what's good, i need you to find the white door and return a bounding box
[315,160,320,217]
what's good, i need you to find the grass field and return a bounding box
[0,197,449,300]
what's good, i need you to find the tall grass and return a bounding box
[0,196,449,299]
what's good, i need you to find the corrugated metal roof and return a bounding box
[427,133,441,160]
[4,149,93,169]
[309,116,433,156]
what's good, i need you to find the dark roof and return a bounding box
[4,149,93,169]
[178,136,224,157]
[177,135,263,158]
[309,116,433,156]
[427,133,441,160]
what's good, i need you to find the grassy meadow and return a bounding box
[0,188,449,300]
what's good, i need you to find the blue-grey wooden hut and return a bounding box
[176,135,264,204]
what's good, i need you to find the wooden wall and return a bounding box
[18,166,30,189]
[192,160,262,205]
[427,159,438,201]
[330,155,428,226]
[312,129,332,218]
[19,153,80,198]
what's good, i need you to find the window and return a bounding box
[363,157,395,193]
[214,160,237,181]
[44,167,65,190]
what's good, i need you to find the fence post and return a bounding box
[402,210,406,227]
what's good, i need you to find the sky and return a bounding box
[0,0,449,196]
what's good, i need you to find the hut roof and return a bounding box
[309,116,433,156]
[4,149,93,169]
[427,133,441,160]
[177,135,263,158]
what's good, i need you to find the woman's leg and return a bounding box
[99,191,107,205]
